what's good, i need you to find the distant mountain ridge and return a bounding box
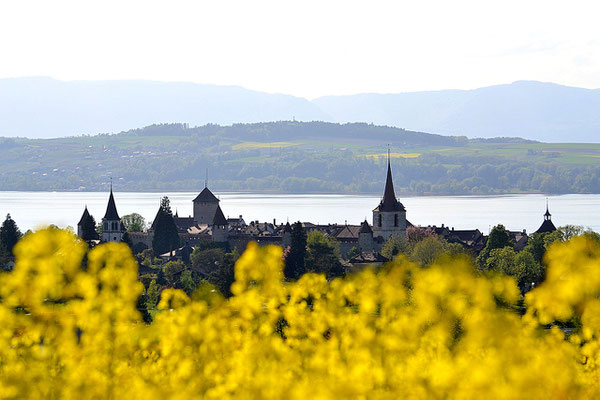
[314,81,600,143]
[1,77,599,142]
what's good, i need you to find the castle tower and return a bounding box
[211,205,229,243]
[372,155,406,240]
[535,200,557,234]
[358,220,374,252]
[102,185,123,242]
[193,187,220,225]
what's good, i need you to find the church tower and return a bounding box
[102,185,123,242]
[373,153,406,240]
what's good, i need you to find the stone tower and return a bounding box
[372,156,406,240]
[193,187,220,225]
[211,205,229,243]
[358,220,374,252]
[102,186,123,242]
[282,221,292,248]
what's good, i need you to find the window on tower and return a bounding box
[378,214,382,227]
[394,214,398,227]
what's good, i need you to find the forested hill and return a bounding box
[1,121,599,195]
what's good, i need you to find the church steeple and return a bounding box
[372,150,407,239]
[378,154,405,212]
[102,184,123,242]
[544,198,551,221]
[103,185,120,220]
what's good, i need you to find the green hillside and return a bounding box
[1,122,599,194]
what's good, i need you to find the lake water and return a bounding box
[0,191,598,234]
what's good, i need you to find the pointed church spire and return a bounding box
[103,184,120,220]
[544,198,552,220]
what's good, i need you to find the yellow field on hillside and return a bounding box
[232,141,297,150]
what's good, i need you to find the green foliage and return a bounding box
[284,222,307,280]
[410,237,449,266]
[345,246,359,261]
[145,279,161,310]
[305,231,344,278]
[206,249,239,297]
[191,248,226,276]
[0,214,22,256]
[485,247,544,292]
[122,213,146,232]
[381,234,409,260]
[163,260,186,287]
[477,224,513,268]
[151,197,180,256]
[177,270,196,296]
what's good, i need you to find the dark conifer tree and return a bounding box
[284,221,307,280]
[152,197,180,256]
[0,214,22,256]
[80,214,99,242]
[121,231,133,248]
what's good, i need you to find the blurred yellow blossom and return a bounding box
[0,229,599,398]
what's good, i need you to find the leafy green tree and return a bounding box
[381,234,409,260]
[410,237,448,266]
[0,214,22,256]
[477,224,512,268]
[145,279,161,310]
[485,247,543,292]
[284,222,307,280]
[191,248,226,276]
[305,231,344,278]
[122,213,146,232]
[207,249,239,297]
[163,260,186,287]
[524,233,547,265]
[345,246,359,261]
[177,270,196,296]
[152,197,180,256]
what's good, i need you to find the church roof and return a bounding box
[535,219,557,234]
[359,220,373,234]
[103,188,120,220]
[78,206,92,226]
[374,161,405,212]
[193,187,219,203]
[212,205,228,226]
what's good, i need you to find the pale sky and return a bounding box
[1,0,599,99]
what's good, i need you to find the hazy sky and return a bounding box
[1,0,599,98]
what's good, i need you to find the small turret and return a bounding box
[535,200,557,234]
